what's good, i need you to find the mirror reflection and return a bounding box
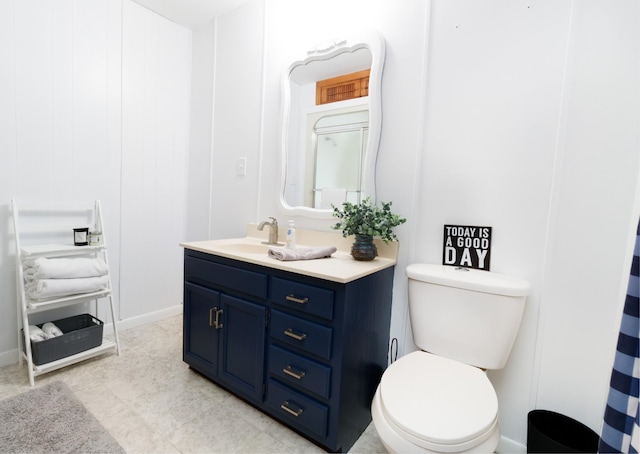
[313,110,369,208]
[279,31,385,218]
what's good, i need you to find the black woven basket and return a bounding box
[28,314,103,365]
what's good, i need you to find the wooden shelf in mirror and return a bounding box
[316,69,370,105]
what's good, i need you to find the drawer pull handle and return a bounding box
[281,401,303,417]
[283,365,306,380]
[284,328,307,341]
[286,294,309,304]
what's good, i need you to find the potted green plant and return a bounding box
[332,197,406,261]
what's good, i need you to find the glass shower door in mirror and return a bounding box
[312,110,368,209]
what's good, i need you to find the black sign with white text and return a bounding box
[443,225,492,270]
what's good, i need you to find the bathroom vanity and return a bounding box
[181,227,396,452]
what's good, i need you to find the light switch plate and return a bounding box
[236,157,247,176]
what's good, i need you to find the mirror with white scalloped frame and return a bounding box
[279,31,386,218]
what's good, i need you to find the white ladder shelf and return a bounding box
[12,200,121,386]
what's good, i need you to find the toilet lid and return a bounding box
[379,351,499,447]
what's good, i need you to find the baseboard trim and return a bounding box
[0,349,18,368]
[0,304,184,368]
[498,435,526,453]
[107,304,183,333]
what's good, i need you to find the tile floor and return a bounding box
[0,315,387,453]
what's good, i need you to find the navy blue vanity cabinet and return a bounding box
[183,250,268,403]
[182,248,394,453]
[183,282,221,378]
[266,268,394,452]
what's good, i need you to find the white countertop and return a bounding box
[180,224,398,284]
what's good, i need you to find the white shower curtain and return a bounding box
[599,220,640,453]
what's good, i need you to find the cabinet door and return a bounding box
[218,294,267,402]
[183,282,221,379]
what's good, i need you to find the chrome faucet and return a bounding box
[257,217,280,245]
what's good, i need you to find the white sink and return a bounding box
[218,242,281,254]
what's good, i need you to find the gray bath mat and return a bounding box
[0,381,124,453]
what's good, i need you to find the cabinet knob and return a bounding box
[284,328,307,341]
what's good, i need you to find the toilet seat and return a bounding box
[378,351,499,451]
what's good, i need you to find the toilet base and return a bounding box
[371,387,500,453]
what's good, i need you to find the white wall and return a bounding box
[0,0,123,362]
[0,0,191,362]
[414,0,639,446]
[120,0,191,320]
[186,21,216,242]
[417,1,582,445]
[203,0,640,449]
[184,1,265,242]
[209,1,265,239]
[534,0,640,429]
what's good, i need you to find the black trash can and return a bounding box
[527,410,599,453]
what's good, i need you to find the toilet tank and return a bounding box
[406,264,530,370]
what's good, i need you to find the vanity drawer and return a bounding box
[185,256,267,299]
[267,378,329,438]
[270,277,334,320]
[270,310,332,360]
[269,345,331,399]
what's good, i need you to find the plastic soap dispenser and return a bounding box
[286,220,296,249]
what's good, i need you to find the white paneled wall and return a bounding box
[208,1,264,240]
[186,22,216,242]
[0,0,20,365]
[233,0,639,449]
[0,0,123,359]
[534,0,640,430]
[121,0,191,320]
[14,1,57,200]
[0,0,191,363]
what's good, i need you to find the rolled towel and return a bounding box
[268,246,337,261]
[23,257,109,279]
[23,267,36,280]
[26,275,109,300]
[42,322,64,337]
[28,325,52,342]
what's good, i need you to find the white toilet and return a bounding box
[372,264,530,453]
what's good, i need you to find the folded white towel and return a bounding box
[268,246,337,261]
[42,322,64,337]
[23,257,109,279]
[26,275,109,300]
[28,325,52,342]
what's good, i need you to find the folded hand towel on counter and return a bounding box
[268,246,337,261]
[23,257,109,279]
[25,275,109,300]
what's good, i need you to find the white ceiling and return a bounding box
[132,0,252,29]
